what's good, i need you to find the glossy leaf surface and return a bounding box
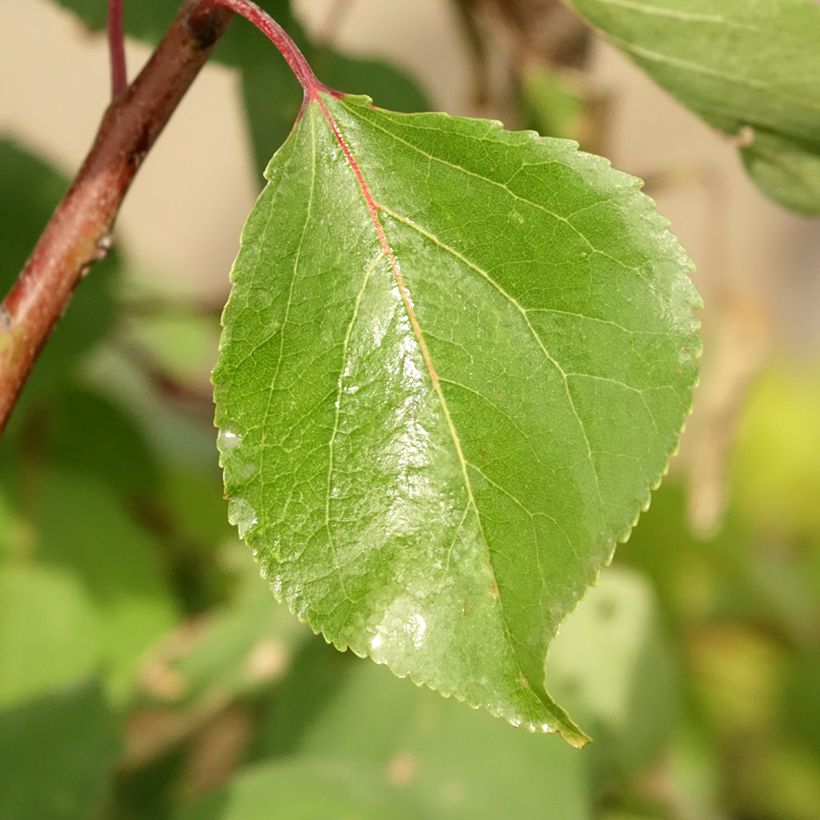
[214,92,699,742]
[569,0,820,214]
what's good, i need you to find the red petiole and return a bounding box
[107,0,128,97]
[192,0,329,99]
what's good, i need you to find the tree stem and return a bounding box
[0,0,233,434]
[108,0,128,97]
[0,0,331,435]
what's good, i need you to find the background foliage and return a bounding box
[1,1,819,818]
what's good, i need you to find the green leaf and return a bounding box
[548,567,680,775]
[255,642,593,819]
[214,93,699,743]
[159,566,308,708]
[51,0,197,42]
[29,469,177,698]
[0,488,16,562]
[0,467,177,704]
[43,386,161,497]
[0,565,100,708]
[176,759,424,820]
[0,681,119,820]
[0,142,66,281]
[568,0,820,215]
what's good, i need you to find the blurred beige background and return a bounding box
[1,0,818,349]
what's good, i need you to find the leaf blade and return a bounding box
[214,94,699,742]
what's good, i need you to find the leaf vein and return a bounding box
[380,206,606,520]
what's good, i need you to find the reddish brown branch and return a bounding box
[0,0,234,434]
[0,0,326,434]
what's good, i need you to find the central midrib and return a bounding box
[310,95,547,709]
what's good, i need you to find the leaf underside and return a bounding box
[213,93,700,745]
[570,0,820,215]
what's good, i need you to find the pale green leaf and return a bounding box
[176,759,424,820]
[0,566,100,708]
[568,0,820,214]
[162,567,308,707]
[520,65,588,141]
[214,93,699,743]
[255,642,592,819]
[548,566,680,774]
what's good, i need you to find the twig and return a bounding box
[0,0,328,435]
[108,0,128,97]
[0,0,233,434]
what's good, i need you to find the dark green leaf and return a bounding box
[569,0,820,214]
[0,681,119,820]
[52,0,194,43]
[214,93,699,742]
[782,649,820,762]
[43,386,161,497]
[0,141,66,280]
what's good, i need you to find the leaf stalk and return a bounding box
[107,0,128,97]
[192,0,327,98]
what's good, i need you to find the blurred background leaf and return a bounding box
[0,681,120,820]
[176,758,425,820]
[251,642,592,819]
[0,565,101,707]
[568,0,820,215]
